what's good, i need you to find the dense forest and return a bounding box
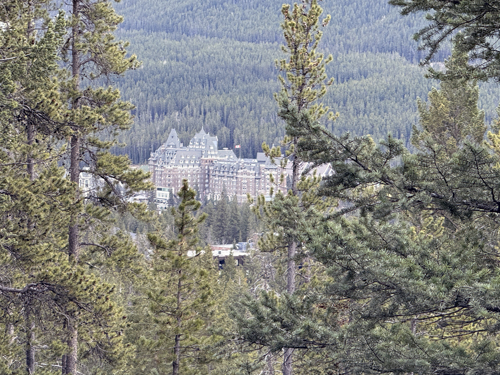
[4,0,500,374]
[110,0,499,163]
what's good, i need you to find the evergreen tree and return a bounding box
[0,2,73,373]
[412,45,486,156]
[212,190,230,244]
[206,253,261,375]
[144,180,218,375]
[55,0,149,372]
[238,203,253,244]
[199,198,215,245]
[277,39,500,374]
[0,0,150,373]
[228,195,241,243]
[252,1,334,373]
[389,0,500,79]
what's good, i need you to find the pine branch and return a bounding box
[0,282,53,294]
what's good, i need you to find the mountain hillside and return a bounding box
[111,0,498,163]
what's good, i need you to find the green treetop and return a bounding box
[412,45,486,156]
[0,1,150,373]
[144,180,218,375]
[56,1,150,372]
[390,0,500,80]
[276,34,500,375]
[244,1,336,374]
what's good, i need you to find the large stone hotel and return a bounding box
[148,128,331,206]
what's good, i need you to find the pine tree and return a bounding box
[389,0,500,79]
[282,39,500,374]
[205,253,262,375]
[212,190,230,244]
[199,198,215,245]
[254,1,334,373]
[144,180,218,375]
[412,45,486,156]
[0,2,75,373]
[55,0,149,372]
[1,1,151,373]
[228,195,241,243]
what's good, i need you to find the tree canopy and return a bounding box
[390,0,500,80]
[4,0,500,374]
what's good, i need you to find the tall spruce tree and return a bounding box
[56,0,149,372]
[0,2,75,373]
[1,0,150,373]
[228,195,242,243]
[276,39,500,373]
[144,180,218,375]
[212,190,229,244]
[236,1,335,373]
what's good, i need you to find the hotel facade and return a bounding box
[148,128,331,204]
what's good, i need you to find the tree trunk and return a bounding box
[286,240,296,295]
[409,317,418,375]
[63,2,80,373]
[61,355,66,373]
[172,270,182,375]
[62,320,78,375]
[283,238,296,375]
[68,128,81,260]
[283,348,294,375]
[172,333,181,375]
[283,140,299,375]
[26,119,36,375]
[25,308,35,374]
[26,120,34,180]
[25,7,37,370]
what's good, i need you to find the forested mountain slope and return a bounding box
[112,0,499,163]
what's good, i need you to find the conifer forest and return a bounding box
[5,0,500,374]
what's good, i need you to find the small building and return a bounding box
[154,187,170,210]
[79,167,97,197]
[187,243,251,269]
[211,244,250,268]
